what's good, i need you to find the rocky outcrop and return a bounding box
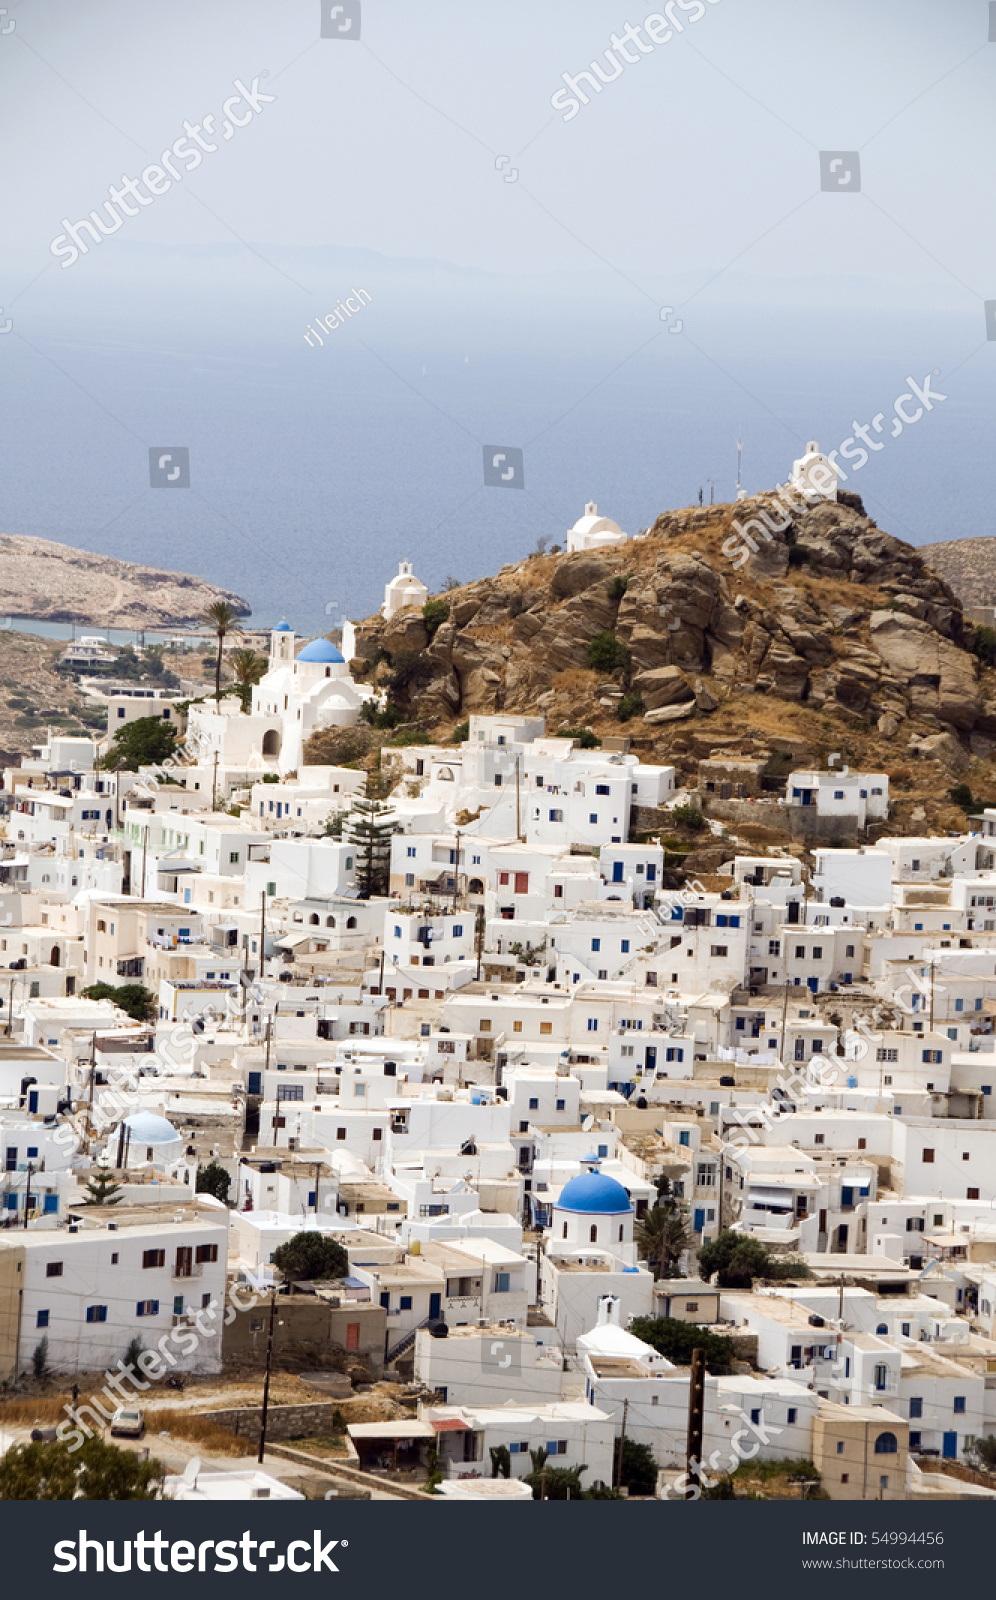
[348,493,991,748]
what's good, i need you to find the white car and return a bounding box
[109,1407,145,1439]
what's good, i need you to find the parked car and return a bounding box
[109,1407,145,1438]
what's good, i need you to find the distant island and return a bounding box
[0,534,250,629]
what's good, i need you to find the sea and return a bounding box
[0,243,991,639]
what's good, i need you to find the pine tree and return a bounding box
[83,1167,124,1206]
[344,792,395,898]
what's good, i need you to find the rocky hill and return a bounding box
[917,537,996,610]
[338,493,996,837]
[0,535,250,627]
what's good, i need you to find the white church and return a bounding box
[186,621,375,778]
[788,440,838,502]
[565,502,630,554]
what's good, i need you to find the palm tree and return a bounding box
[636,1204,692,1279]
[202,601,244,706]
[228,646,266,712]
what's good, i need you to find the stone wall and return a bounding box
[197,1402,344,1442]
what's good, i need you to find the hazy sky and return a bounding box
[4,0,994,297]
[1,1,994,627]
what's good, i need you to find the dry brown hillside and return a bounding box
[0,534,250,628]
[918,537,996,610]
[322,493,996,839]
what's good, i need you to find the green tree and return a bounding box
[556,725,601,748]
[629,1316,735,1374]
[524,1447,586,1500]
[973,625,996,667]
[966,1435,996,1472]
[422,599,450,639]
[272,1231,349,1282]
[80,983,157,1024]
[123,1337,144,1372]
[451,720,469,743]
[195,1160,231,1203]
[672,803,705,831]
[697,1230,771,1287]
[344,792,395,898]
[0,1436,165,1500]
[613,1437,658,1496]
[586,631,628,673]
[101,716,178,771]
[489,1444,511,1479]
[31,1337,49,1379]
[83,1168,124,1206]
[228,646,266,712]
[635,1205,691,1279]
[202,600,244,707]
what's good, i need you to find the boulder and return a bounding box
[693,678,719,712]
[644,700,696,724]
[632,665,694,711]
[550,551,618,599]
[870,611,982,730]
[910,730,970,774]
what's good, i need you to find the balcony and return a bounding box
[172,1262,203,1280]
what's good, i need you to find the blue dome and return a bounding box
[557,1170,633,1215]
[273,621,293,632]
[297,638,344,664]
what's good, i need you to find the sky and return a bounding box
[0,0,994,629]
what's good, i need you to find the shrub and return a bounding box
[80,983,156,1024]
[422,599,450,639]
[451,720,469,743]
[607,574,630,602]
[672,803,705,831]
[974,625,996,667]
[949,783,974,811]
[385,652,434,703]
[617,693,645,723]
[557,725,601,748]
[359,700,402,730]
[586,631,628,673]
[195,1160,231,1202]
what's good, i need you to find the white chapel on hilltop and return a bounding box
[566,502,629,554]
[382,560,428,620]
[789,440,838,503]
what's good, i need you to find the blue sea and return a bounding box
[0,243,991,638]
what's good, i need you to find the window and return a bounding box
[36,1309,49,1328]
[768,939,780,956]
[137,1300,160,1317]
[922,1149,935,1164]
[591,938,601,952]
[836,1441,844,1455]
[587,1018,598,1032]
[479,1019,492,1033]
[336,1128,347,1141]
[877,1048,898,1063]
[540,1022,552,1036]
[45,1262,63,1278]
[922,1049,941,1064]
[195,1244,218,1264]
[399,1296,412,1311]
[874,1432,897,1454]
[142,1249,165,1269]
[954,1396,966,1414]
[909,1397,922,1419]
[529,1097,539,1110]
[621,940,629,954]
[494,1272,510,1293]
[968,1187,980,1200]
[86,1305,107,1323]
[873,1364,888,1392]
[595,784,609,796]
[710,945,728,958]
[787,1408,797,1425]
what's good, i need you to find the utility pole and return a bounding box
[85,1031,96,1155]
[515,757,522,842]
[614,1398,629,1490]
[139,824,148,899]
[453,829,461,911]
[779,977,791,1067]
[475,904,485,982]
[259,889,267,985]
[685,1346,705,1500]
[22,1163,33,1228]
[928,957,935,1033]
[377,946,385,996]
[257,1286,277,1464]
[5,975,13,1037]
[212,750,219,812]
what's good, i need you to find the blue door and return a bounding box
[694,1209,705,1232]
[247,1072,262,1095]
[28,1091,38,1113]
[645,1046,656,1074]
[612,861,624,883]
[943,1432,957,1459]
[429,1293,441,1320]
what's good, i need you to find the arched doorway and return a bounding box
[262,729,281,758]
[50,945,60,968]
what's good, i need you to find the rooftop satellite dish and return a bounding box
[180,1456,201,1487]
[581,1114,594,1132]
